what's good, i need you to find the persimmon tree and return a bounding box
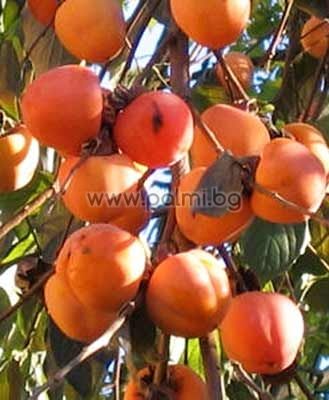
[0,0,329,399]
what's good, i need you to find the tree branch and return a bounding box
[200,332,222,400]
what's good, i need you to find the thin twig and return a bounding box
[0,268,54,324]
[0,187,56,241]
[114,349,122,400]
[188,103,225,154]
[214,50,251,104]
[29,302,135,400]
[199,332,222,400]
[253,182,329,228]
[235,365,273,400]
[299,48,329,122]
[263,0,295,71]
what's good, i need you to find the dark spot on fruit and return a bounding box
[81,247,91,254]
[67,251,71,260]
[151,101,164,133]
[80,234,86,240]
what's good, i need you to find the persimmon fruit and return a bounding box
[0,126,39,192]
[216,51,254,96]
[190,104,270,168]
[124,364,208,400]
[146,249,232,338]
[301,16,329,59]
[21,65,103,156]
[113,91,194,168]
[27,0,58,25]
[45,274,115,343]
[283,122,329,175]
[251,138,327,223]
[58,154,149,234]
[176,168,254,245]
[220,291,304,375]
[55,0,126,62]
[55,224,146,312]
[170,0,250,49]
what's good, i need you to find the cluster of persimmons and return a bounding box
[1,0,329,398]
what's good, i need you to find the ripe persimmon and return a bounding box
[124,364,208,400]
[45,274,115,343]
[113,91,194,168]
[283,122,329,175]
[58,154,149,234]
[251,138,327,223]
[55,224,146,313]
[301,16,329,59]
[21,65,103,156]
[55,0,126,62]
[0,126,39,192]
[216,52,254,94]
[170,0,250,49]
[176,168,254,245]
[220,291,304,375]
[146,249,232,337]
[190,104,270,168]
[27,0,58,25]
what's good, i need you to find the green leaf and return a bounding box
[0,39,20,117]
[311,199,329,264]
[0,287,14,343]
[48,318,93,398]
[179,339,204,378]
[226,380,254,400]
[129,304,156,361]
[0,170,52,224]
[21,7,78,76]
[305,277,329,313]
[239,218,309,284]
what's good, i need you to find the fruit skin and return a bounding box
[216,52,254,94]
[146,249,232,338]
[0,126,39,192]
[21,65,103,156]
[190,104,270,168]
[124,364,208,400]
[58,154,149,234]
[251,138,326,223]
[113,91,194,168]
[220,291,304,375]
[55,0,125,62]
[27,0,58,25]
[301,16,329,59]
[170,0,250,49]
[45,274,115,343]
[283,122,329,175]
[56,224,146,312]
[176,168,254,245]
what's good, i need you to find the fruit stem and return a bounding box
[153,333,171,386]
[199,332,223,400]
